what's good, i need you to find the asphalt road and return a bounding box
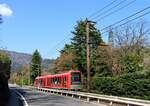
[8,86,100,106]
[7,87,24,106]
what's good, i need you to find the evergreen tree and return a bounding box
[94,45,113,77]
[30,50,42,84]
[71,20,103,77]
[54,44,75,72]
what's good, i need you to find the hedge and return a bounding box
[91,72,150,100]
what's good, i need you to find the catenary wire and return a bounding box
[95,0,136,22]
[101,10,150,34]
[88,0,118,19]
[91,0,128,20]
[100,6,150,31]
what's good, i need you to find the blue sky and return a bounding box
[0,0,150,59]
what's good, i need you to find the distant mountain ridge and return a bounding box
[2,50,54,71]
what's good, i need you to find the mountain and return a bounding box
[3,50,54,71]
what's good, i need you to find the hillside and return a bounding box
[2,50,54,71]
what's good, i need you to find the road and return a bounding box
[8,86,100,106]
[7,86,24,106]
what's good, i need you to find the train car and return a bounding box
[34,70,81,90]
[34,75,47,88]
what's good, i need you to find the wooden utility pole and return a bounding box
[86,21,90,92]
[86,19,96,92]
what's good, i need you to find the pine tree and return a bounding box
[54,44,75,72]
[71,20,103,77]
[30,50,42,84]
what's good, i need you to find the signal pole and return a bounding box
[86,19,96,92]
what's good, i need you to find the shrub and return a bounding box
[91,72,150,100]
[0,52,11,80]
[120,53,143,73]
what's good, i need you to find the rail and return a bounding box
[26,86,150,106]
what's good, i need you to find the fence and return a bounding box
[26,86,150,106]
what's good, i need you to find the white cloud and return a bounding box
[0,3,13,16]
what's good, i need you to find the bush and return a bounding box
[120,53,143,73]
[91,72,150,100]
[0,52,11,80]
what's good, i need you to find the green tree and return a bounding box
[53,44,75,72]
[94,45,113,77]
[30,50,42,84]
[120,53,143,73]
[71,19,103,77]
[0,51,11,103]
[10,65,30,85]
[113,22,148,73]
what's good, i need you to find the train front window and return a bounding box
[37,79,43,86]
[71,72,81,84]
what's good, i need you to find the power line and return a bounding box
[47,5,150,58]
[100,6,150,32]
[50,37,68,51]
[46,35,69,58]
[91,0,128,20]
[101,10,150,34]
[88,0,118,19]
[96,0,136,22]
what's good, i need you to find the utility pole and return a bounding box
[86,19,96,92]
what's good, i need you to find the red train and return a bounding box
[34,70,81,90]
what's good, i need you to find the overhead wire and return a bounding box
[45,35,70,58]
[88,0,118,19]
[47,0,132,57]
[91,0,128,20]
[46,1,149,58]
[100,6,150,32]
[101,10,150,34]
[95,0,136,22]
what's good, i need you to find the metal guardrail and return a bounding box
[14,90,29,106]
[26,86,150,106]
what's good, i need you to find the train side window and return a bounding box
[58,77,61,85]
[54,77,57,85]
[64,77,66,82]
[57,77,59,84]
[38,79,43,86]
[52,78,54,85]
[57,77,59,85]
[53,77,55,85]
[63,77,67,87]
[55,77,57,85]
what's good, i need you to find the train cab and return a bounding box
[69,70,81,90]
[34,76,47,88]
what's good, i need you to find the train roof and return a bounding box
[46,70,80,77]
[35,75,47,79]
[35,70,80,79]
[57,70,80,75]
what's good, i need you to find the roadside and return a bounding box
[7,84,26,106]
